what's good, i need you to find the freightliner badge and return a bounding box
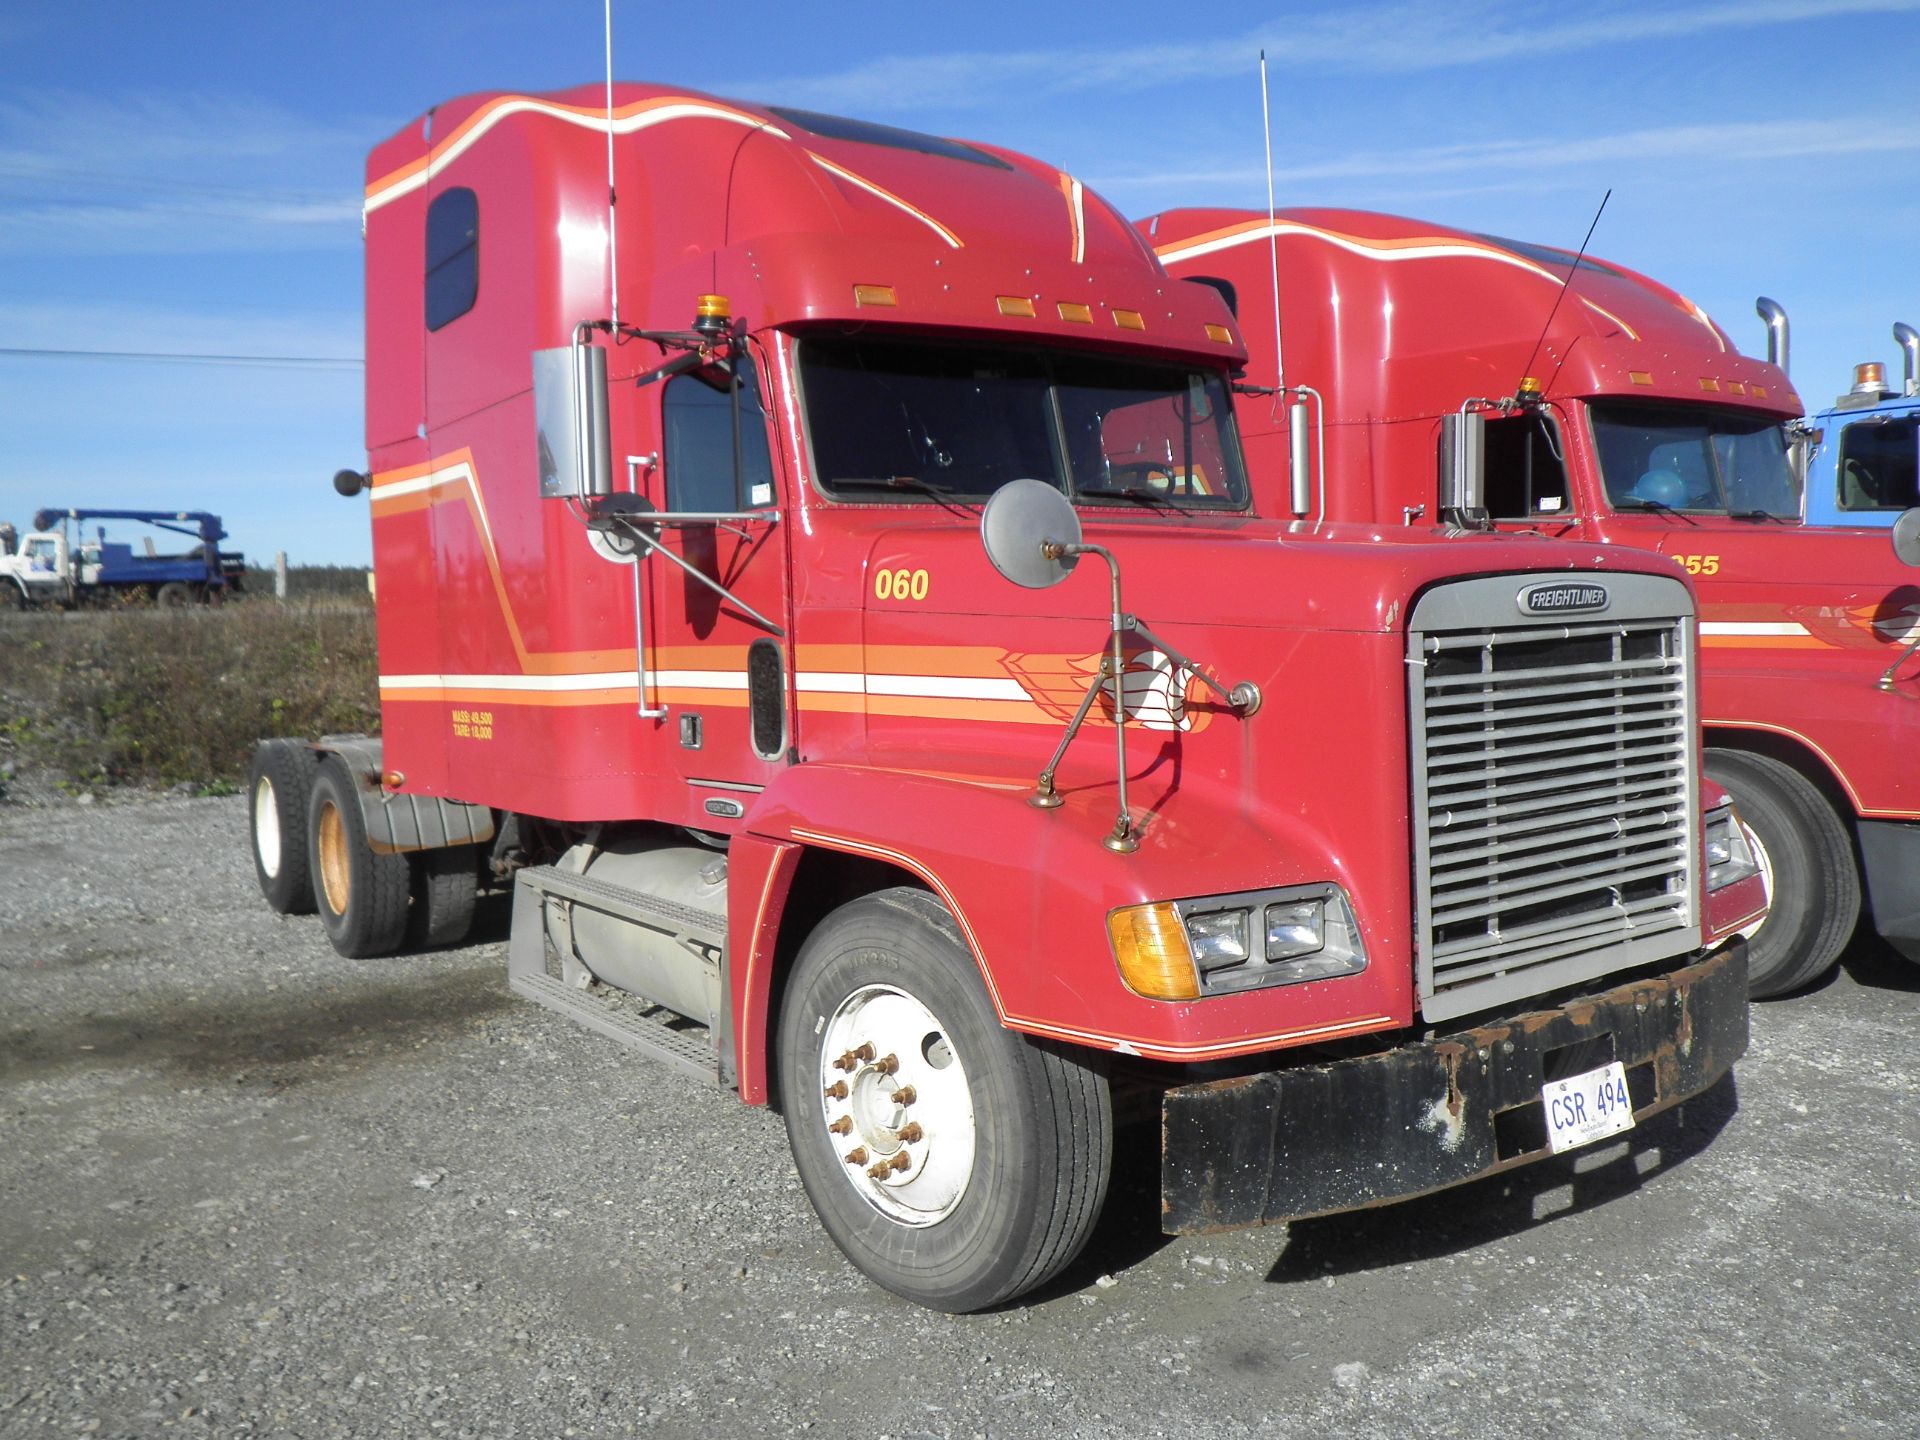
[1518,582,1610,616]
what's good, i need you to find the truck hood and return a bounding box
[875,511,1685,638]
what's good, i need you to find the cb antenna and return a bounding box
[1515,188,1610,402]
[1259,50,1285,397]
[604,0,620,327]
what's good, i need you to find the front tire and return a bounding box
[155,581,191,607]
[1705,749,1860,996]
[307,754,410,958]
[249,741,318,914]
[777,888,1112,1312]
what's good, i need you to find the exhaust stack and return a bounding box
[1894,321,1919,397]
[1755,297,1790,375]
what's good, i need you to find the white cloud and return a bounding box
[0,88,366,256]
[754,0,1920,114]
[0,299,360,362]
[1094,116,1920,194]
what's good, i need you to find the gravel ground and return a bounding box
[2,794,1916,1439]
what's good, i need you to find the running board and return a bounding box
[506,865,730,1087]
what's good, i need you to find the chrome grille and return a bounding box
[1409,583,1698,1022]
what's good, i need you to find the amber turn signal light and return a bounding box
[1108,903,1200,1001]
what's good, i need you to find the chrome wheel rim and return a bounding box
[1737,817,1773,943]
[816,984,975,1226]
[253,777,281,878]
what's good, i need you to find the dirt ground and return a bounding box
[3,795,1916,1438]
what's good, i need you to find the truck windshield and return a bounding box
[799,334,1249,509]
[1591,403,1800,518]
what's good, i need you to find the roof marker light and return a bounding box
[1628,371,1655,386]
[1113,309,1145,331]
[1700,378,1721,391]
[997,295,1037,318]
[1204,322,1234,344]
[853,284,897,308]
[1057,301,1093,324]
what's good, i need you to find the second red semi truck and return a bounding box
[1147,206,1920,996]
[248,86,1761,1310]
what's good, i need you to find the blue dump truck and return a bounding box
[0,508,244,607]
[1757,300,1920,528]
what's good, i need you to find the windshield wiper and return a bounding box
[832,475,962,499]
[1729,508,1788,522]
[1615,497,1699,526]
[1087,484,1199,513]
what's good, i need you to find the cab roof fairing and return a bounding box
[1139,205,1801,422]
[364,83,1246,371]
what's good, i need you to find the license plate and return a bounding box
[1541,1060,1636,1154]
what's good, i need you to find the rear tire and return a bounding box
[248,741,318,914]
[777,888,1112,1312]
[1705,749,1860,996]
[406,845,479,949]
[307,754,410,958]
[155,581,191,607]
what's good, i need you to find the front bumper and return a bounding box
[1161,939,1748,1234]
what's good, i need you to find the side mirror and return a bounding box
[1892,508,1920,567]
[980,479,1081,589]
[1438,411,1487,520]
[533,342,611,499]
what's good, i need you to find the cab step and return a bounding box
[505,864,731,1086]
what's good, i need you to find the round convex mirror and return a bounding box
[980,479,1081,590]
[1892,507,1920,568]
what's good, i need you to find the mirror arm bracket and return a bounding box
[587,502,786,639]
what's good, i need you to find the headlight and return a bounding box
[1704,803,1760,890]
[1108,884,1367,999]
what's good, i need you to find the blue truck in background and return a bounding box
[1758,299,1920,528]
[0,508,245,608]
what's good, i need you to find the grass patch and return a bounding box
[0,604,377,792]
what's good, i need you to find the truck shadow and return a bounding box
[1835,931,1920,994]
[1263,1071,1740,1283]
[0,964,517,1090]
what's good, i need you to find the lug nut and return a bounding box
[865,1159,893,1180]
[892,1085,916,1106]
[896,1122,923,1144]
[874,1053,899,1075]
[823,1080,847,1101]
[833,1043,876,1072]
[828,1116,852,1135]
[886,1151,911,1174]
[843,1147,868,1166]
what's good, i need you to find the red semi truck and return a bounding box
[248,86,1761,1311]
[1146,206,1920,996]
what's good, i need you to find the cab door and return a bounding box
[640,347,792,826]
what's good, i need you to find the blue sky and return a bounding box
[4,0,1917,563]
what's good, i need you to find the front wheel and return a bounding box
[777,888,1112,1312]
[1705,750,1860,996]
